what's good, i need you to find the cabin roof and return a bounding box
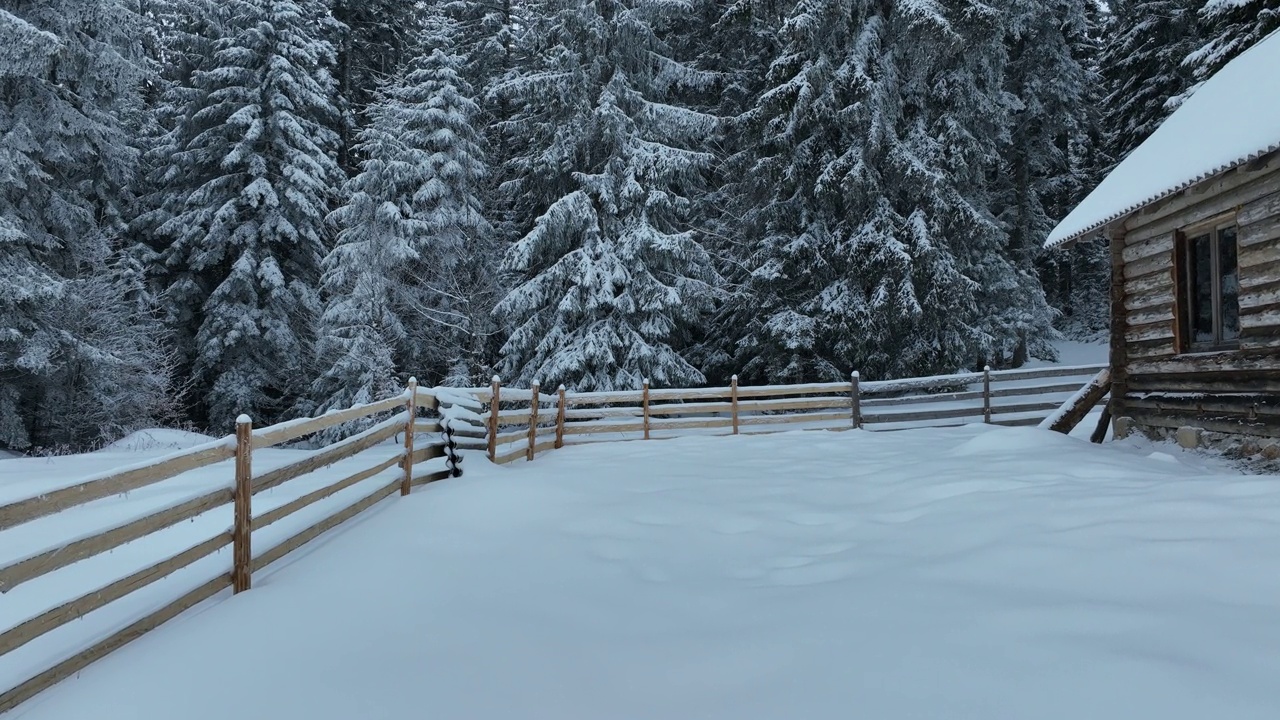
[1045,29,1280,249]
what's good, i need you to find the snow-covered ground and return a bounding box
[9,425,1280,720]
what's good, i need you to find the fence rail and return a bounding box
[480,364,1108,465]
[0,380,482,714]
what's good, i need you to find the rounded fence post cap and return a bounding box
[984,365,992,372]
[236,414,252,425]
[731,374,738,381]
[492,375,501,382]
[852,370,860,379]
[643,378,650,386]
[408,376,417,384]
[558,384,566,391]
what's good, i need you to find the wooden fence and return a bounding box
[478,364,1109,465]
[0,380,485,714]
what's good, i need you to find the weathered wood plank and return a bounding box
[255,453,403,529]
[1124,268,1174,296]
[252,417,403,495]
[1121,234,1174,264]
[862,406,982,424]
[0,533,231,657]
[1239,239,1280,271]
[1239,212,1280,248]
[1124,319,1175,344]
[1238,188,1280,226]
[1047,369,1111,434]
[0,488,231,593]
[252,477,401,573]
[0,441,234,532]
[1126,410,1280,439]
[0,574,230,715]
[252,394,407,449]
[1127,304,1175,327]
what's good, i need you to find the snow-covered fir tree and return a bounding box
[143,0,344,431]
[493,0,722,391]
[331,0,423,171]
[0,1,174,451]
[991,0,1099,363]
[1036,0,1112,341]
[1100,0,1201,163]
[1187,0,1280,80]
[721,0,1024,383]
[310,17,495,417]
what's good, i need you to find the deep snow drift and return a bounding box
[9,425,1280,720]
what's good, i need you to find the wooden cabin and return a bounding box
[1046,30,1280,448]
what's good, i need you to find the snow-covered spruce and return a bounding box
[0,1,174,451]
[492,0,722,392]
[143,0,344,432]
[309,18,495,435]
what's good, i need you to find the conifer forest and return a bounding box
[2,0,1277,450]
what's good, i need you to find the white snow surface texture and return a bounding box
[1046,28,1280,247]
[10,426,1280,719]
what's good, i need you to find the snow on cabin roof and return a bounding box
[1045,29,1280,249]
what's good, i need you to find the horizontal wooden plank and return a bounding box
[1127,394,1280,419]
[738,412,849,427]
[1124,287,1175,313]
[1127,304,1175,327]
[1124,269,1174,296]
[1240,212,1280,248]
[988,364,1107,383]
[563,391,645,407]
[994,416,1046,428]
[1238,277,1280,308]
[862,389,984,407]
[1238,187,1280,226]
[564,405,641,420]
[1240,240,1280,272]
[0,487,231,593]
[411,469,452,487]
[0,573,230,715]
[739,396,851,413]
[863,406,982,424]
[991,401,1063,415]
[1121,233,1173,264]
[0,440,234,532]
[0,532,231,658]
[1125,251,1175,281]
[252,416,404,495]
[1127,369,1280,394]
[493,446,529,465]
[252,477,401,573]
[1127,352,1280,375]
[1125,410,1280,439]
[253,394,407,449]
[1124,319,1175,344]
[530,440,557,456]
[491,430,528,447]
[255,453,403,529]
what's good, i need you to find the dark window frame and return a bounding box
[1175,219,1240,353]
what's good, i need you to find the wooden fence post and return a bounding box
[983,366,992,424]
[401,377,417,496]
[642,379,651,440]
[731,375,740,435]
[555,385,567,449]
[488,376,500,462]
[233,416,252,594]
[527,380,540,461]
[851,371,862,429]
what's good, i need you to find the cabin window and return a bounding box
[1179,224,1240,351]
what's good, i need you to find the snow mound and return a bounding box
[99,429,217,453]
[14,425,1276,720]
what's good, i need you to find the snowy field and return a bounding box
[8,423,1280,719]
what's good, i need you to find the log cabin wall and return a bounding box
[1112,153,1280,441]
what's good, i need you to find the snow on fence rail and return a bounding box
[0,380,485,714]
[478,364,1109,465]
